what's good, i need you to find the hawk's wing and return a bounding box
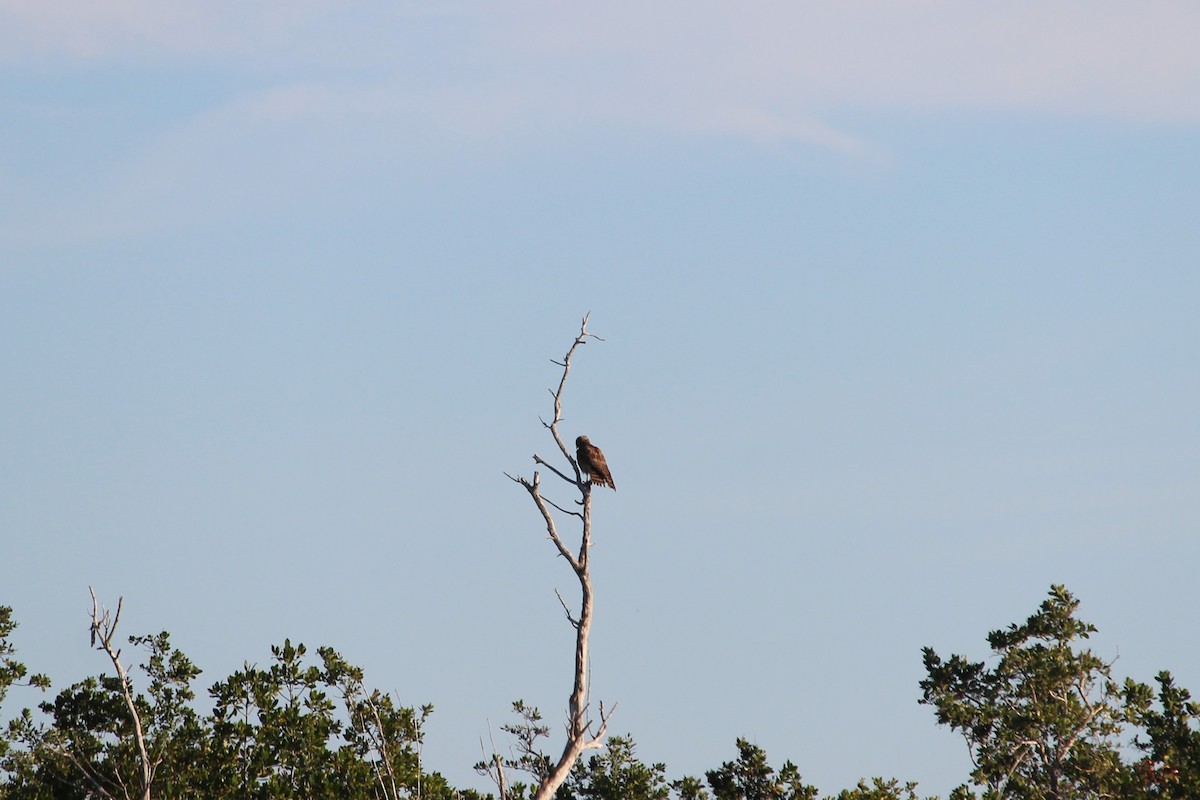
[580,442,616,490]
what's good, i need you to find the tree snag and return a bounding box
[501,312,616,800]
[88,587,155,800]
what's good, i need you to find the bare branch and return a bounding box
[554,589,580,628]
[517,472,582,572]
[493,753,508,800]
[544,313,600,482]
[87,588,153,800]
[583,700,618,750]
[506,314,616,800]
[543,496,583,520]
[532,454,577,486]
[51,742,118,800]
[475,721,510,800]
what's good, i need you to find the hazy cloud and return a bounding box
[5,2,1199,243]
[5,2,1200,124]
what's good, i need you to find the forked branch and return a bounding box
[88,587,154,800]
[503,313,615,800]
[541,311,604,484]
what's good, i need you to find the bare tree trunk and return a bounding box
[505,313,616,800]
[89,588,155,800]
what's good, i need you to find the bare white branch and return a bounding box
[88,588,154,800]
[477,720,510,800]
[507,314,617,800]
[554,589,580,628]
[532,454,578,486]
[543,496,583,520]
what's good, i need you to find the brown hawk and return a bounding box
[575,435,616,490]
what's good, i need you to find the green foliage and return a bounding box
[206,638,452,800]
[920,585,1132,799]
[8,586,1200,800]
[0,606,50,763]
[0,616,456,800]
[704,739,818,800]
[500,700,552,783]
[474,699,553,798]
[0,609,50,704]
[671,775,711,800]
[207,639,351,798]
[827,777,925,800]
[3,630,203,800]
[1123,671,1200,798]
[561,735,670,800]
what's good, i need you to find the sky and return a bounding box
[2,2,1200,796]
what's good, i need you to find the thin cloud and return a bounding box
[5,2,1200,244]
[5,2,1200,124]
[0,1,344,61]
[478,2,1200,122]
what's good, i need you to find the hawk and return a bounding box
[575,435,616,490]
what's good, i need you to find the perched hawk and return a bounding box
[575,435,616,490]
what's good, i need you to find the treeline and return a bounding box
[2,586,1198,800]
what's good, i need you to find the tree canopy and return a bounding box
[3,585,1198,799]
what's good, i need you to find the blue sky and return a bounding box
[3,3,1199,795]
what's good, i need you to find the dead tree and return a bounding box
[87,587,154,800]
[501,313,616,800]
